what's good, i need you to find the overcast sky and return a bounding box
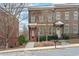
[0,0,79,3]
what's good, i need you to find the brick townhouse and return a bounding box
[28,4,79,41]
[0,7,19,48]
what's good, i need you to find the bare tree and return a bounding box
[0,3,28,48]
[0,11,18,48]
[0,3,26,19]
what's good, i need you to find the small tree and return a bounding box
[18,35,28,45]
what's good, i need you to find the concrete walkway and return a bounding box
[26,42,35,48]
[59,40,69,45]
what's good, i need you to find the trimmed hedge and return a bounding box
[37,35,58,42]
[62,34,69,40]
[53,35,58,40]
[47,35,53,41]
[38,35,46,42]
[47,35,58,41]
[37,34,69,42]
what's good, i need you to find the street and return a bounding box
[0,47,79,56]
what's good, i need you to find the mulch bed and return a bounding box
[69,39,79,44]
[34,41,61,47]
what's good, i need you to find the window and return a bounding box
[48,27,53,35]
[65,12,69,20]
[73,11,78,20]
[73,24,78,34]
[39,16,44,22]
[64,24,69,34]
[48,14,52,22]
[38,27,45,35]
[31,16,35,23]
[56,12,61,20]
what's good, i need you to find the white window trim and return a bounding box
[73,24,78,34]
[38,27,45,35]
[64,24,69,34]
[65,11,69,20]
[31,16,35,23]
[56,12,61,20]
[48,14,52,22]
[39,16,44,22]
[73,11,78,20]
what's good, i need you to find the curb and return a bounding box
[0,44,79,53]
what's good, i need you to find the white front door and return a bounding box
[56,27,61,38]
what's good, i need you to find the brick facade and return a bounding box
[28,4,79,41]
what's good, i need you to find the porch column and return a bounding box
[46,17,48,41]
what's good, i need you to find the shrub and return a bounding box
[18,35,28,45]
[53,35,58,40]
[62,34,69,40]
[48,35,54,41]
[38,35,46,42]
[48,35,52,41]
[37,34,66,42]
[47,34,69,40]
[48,35,58,40]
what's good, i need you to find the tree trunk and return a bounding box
[6,43,8,49]
[5,39,8,49]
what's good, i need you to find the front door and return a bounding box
[56,27,62,38]
[29,27,37,41]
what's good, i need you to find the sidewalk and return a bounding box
[59,40,69,45]
[0,43,79,53]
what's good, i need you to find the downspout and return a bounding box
[78,8,79,37]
